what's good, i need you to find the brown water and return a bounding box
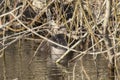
[0,39,118,80]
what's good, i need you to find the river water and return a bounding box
[0,39,118,80]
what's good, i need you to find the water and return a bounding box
[0,39,118,80]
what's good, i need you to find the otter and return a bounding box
[47,34,73,80]
[49,34,73,66]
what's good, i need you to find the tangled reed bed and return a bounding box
[0,0,120,79]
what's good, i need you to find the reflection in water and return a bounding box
[47,62,65,80]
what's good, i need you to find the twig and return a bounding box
[10,12,80,53]
[56,39,82,63]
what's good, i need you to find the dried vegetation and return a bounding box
[0,0,120,80]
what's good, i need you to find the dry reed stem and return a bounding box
[0,0,119,79]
